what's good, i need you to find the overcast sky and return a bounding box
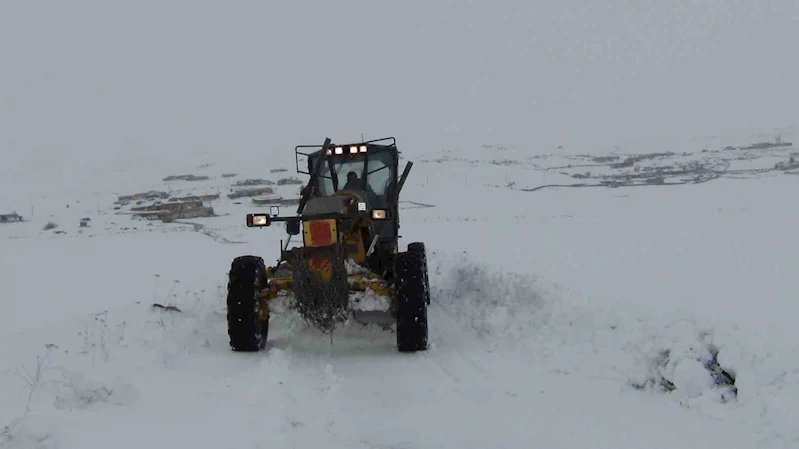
[1,0,796,162]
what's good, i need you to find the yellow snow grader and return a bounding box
[226,137,430,352]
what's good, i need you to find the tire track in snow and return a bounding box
[424,302,494,385]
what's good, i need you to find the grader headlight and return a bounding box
[246,213,271,227]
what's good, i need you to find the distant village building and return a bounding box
[0,213,23,223]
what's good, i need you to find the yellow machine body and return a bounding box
[258,215,395,323]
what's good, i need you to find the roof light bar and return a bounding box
[324,144,367,156]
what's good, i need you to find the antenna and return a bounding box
[361,133,364,142]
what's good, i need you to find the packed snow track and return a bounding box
[2,138,798,448]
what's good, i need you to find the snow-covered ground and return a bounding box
[2,131,798,448]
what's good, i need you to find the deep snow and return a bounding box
[2,131,798,448]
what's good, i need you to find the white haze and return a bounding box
[1,0,796,165]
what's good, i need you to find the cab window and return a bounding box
[311,151,395,208]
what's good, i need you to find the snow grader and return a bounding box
[226,137,430,353]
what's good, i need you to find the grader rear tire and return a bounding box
[394,249,429,352]
[227,255,268,352]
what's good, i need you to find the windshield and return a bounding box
[311,150,395,208]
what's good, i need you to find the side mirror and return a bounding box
[286,218,300,236]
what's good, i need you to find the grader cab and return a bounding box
[227,137,429,353]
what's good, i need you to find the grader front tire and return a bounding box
[227,255,268,352]
[407,242,431,305]
[394,249,429,352]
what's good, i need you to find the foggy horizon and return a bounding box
[1,1,796,162]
